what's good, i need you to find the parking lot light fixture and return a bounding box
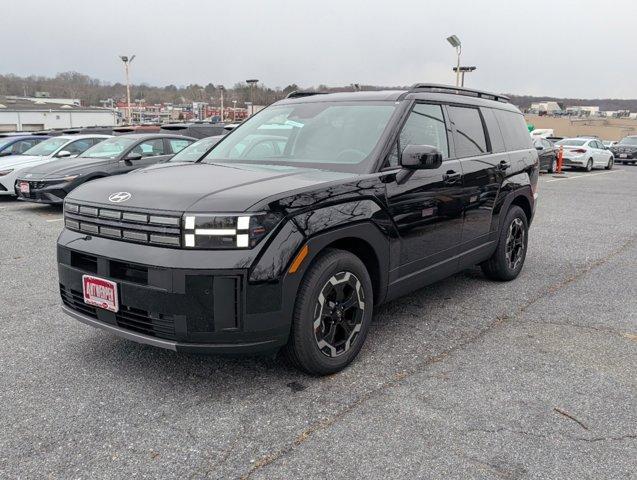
[119,55,136,123]
[246,79,259,116]
[446,35,462,87]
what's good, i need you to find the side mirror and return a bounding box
[125,152,143,161]
[56,150,72,158]
[535,145,544,151]
[401,145,443,170]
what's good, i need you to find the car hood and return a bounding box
[0,155,50,171]
[611,144,637,151]
[25,156,113,178]
[67,162,357,212]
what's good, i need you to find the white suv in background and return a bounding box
[0,135,110,196]
[555,137,614,171]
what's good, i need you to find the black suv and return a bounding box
[609,135,637,164]
[57,84,538,375]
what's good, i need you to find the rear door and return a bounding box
[448,105,503,253]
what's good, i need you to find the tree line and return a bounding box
[1,72,635,112]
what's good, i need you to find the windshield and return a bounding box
[202,102,397,173]
[22,137,68,156]
[0,138,13,149]
[170,136,221,162]
[618,137,637,146]
[556,139,586,147]
[80,137,137,159]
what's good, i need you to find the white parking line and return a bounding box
[45,218,64,223]
[546,170,621,183]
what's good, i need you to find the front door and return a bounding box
[120,138,172,172]
[384,103,465,289]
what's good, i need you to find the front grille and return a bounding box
[60,284,178,340]
[60,285,98,319]
[64,202,182,247]
[115,306,176,340]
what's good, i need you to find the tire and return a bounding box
[283,248,374,375]
[548,157,557,174]
[480,205,529,281]
[585,158,593,172]
[605,157,614,170]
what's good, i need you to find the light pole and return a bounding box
[446,35,461,87]
[119,55,136,123]
[232,100,237,121]
[218,85,225,122]
[246,79,258,116]
[453,66,477,87]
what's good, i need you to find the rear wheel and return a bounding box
[481,205,529,281]
[548,157,557,173]
[605,157,614,170]
[283,248,373,375]
[585,158,593,172]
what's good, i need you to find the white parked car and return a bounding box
[0,135,110,196]
[555,137,614,171]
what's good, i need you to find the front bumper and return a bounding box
[57,230,292,354]
[15,179,73,204]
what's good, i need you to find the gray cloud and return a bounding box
[2,0,635,98]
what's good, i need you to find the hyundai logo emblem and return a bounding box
[108,192,132,203]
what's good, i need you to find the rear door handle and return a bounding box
[498,160,511,171]
[443,170,462,185]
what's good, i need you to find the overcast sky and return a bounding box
[3,0,636,98]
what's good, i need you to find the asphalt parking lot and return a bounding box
[1,167,635,479]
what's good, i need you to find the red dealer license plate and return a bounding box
[19,182,30,194]
[82,275,119,313]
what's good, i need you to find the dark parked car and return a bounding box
[0,135,49,157]
[57,84,538,375]
[15,134,195,205]
[160,122,230,139]
[609,135,637,164]
[533,138,558,172]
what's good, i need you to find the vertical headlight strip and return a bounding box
[183,215,252,248]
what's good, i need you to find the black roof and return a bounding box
[116,133,197,140]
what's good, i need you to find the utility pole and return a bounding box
[246,79,258,116]
[232,100,237,121]
[119,54,136,123]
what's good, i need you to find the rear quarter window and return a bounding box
[494,110,532,151]
[481,108,506,153]
[447,106,488,157]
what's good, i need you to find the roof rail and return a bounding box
[407,83,510,103]
[285,91,328,99]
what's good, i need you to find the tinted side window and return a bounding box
[481,108,505,153]
[387,103,449,167]
[64,139,94,155]
[132,139,165,157]
[494,110,533,151]
[169,138,192,154]
[448,106,488,157]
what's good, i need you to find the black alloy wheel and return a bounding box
[284,248,373,375]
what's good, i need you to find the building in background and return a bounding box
[0,96,117,132]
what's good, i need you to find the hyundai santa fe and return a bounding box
[57,84,539,375]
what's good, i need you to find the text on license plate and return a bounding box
[82,275,119,312]
[19,182,29,194]
[620,154,628,158]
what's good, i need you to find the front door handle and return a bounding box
[498,160,511,171]
[443,170,462,185]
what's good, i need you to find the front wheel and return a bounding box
[585,158,593,172]
[481,205,529,281]
[283,248,374,375]
[605,157,614,170]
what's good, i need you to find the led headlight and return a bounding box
[46,175,80,183]
[0,169,14,177]
[182,212,283,249]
